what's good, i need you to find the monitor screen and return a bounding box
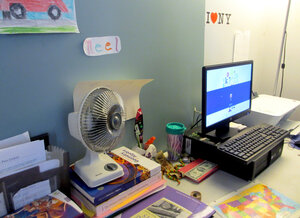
[202,60,253,139]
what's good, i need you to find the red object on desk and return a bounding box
[179,158,218,183]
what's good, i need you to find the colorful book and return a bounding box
[4,190,83,218]
[102,179,166,218]
[70,146,161,205]
[179,158,218,183]
[71,174,165,217]
[214,183,300,217]
[119,185,215,218]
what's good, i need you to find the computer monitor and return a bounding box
[202,60,253,141]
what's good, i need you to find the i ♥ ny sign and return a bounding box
[206,12,232,25]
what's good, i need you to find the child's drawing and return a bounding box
[0,0,79,34]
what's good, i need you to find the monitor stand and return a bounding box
[204,124,240,142]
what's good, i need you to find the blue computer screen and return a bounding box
[205,63,252,128]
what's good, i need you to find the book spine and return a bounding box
[97,173,162,215]
[71,189,95,217]
[111,146,161,176]
[70,179,94,203]
[71,172,162,216]
[101,180,166,218]
[0,140,46,174]
[71,177,141,205]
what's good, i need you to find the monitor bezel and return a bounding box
[201,60,253,135]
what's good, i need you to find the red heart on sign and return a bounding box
[211,12,218,24]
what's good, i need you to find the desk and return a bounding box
[165,142,300,206]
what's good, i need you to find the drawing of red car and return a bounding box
[0,0,68,20]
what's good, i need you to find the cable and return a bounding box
[279,31,288,97]
[191,108,201,130]
[273,0,291,96]
[190,116,202,130]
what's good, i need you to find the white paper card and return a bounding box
[83,36,121,56]
[233,30,250,62]
[13,180,51,210]
[0,140,46,174]
[0,131,30,149]
[0,159,59,179]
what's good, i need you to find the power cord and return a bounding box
[190,118,202,130]
[279,31,288,97]
[252,91,259,99]
[191,107,202,130]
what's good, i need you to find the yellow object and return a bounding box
[81,202,95,217]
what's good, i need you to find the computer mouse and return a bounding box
[293,139,300,147]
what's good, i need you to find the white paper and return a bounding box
[73,79,153,120]
[38,159,60,173]
[0,159,59,179]
[233,30,250,62]
[0,131,30,149]
[12,180,51,210]
[0,192,7,217]
[0,140,46,175]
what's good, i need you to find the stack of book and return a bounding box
[70,146,166,217]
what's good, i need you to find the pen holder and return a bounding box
[166,122,186,161]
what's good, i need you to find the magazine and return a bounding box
[118,186,215,218]
[4,190,83,218]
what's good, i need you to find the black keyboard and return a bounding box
[218,124,290,162]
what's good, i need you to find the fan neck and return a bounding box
[82,149,105,165]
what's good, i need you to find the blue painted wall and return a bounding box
[0,0,205,163]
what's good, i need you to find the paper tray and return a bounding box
[237,94,300,126]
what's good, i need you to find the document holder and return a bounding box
[0,155,70,214]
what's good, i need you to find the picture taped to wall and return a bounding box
[0,0,79,34]
[83,36,121,56]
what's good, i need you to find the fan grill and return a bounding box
[80,88,125,152]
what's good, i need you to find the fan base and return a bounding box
[74,152,124,188]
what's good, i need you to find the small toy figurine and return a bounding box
[145,144,157,159]
[144,136,156,150]
[155,151,185,184]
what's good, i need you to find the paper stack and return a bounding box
[0,131,69,216]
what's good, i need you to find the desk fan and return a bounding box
[68,87,125,187]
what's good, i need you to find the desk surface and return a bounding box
[165,142,300,205]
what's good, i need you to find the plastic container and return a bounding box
[166,122,186,161]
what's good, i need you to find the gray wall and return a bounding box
[0,0,205,163]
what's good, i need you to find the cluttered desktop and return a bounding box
[1,60,300,217]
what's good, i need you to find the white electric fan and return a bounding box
[68,87,125,187]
